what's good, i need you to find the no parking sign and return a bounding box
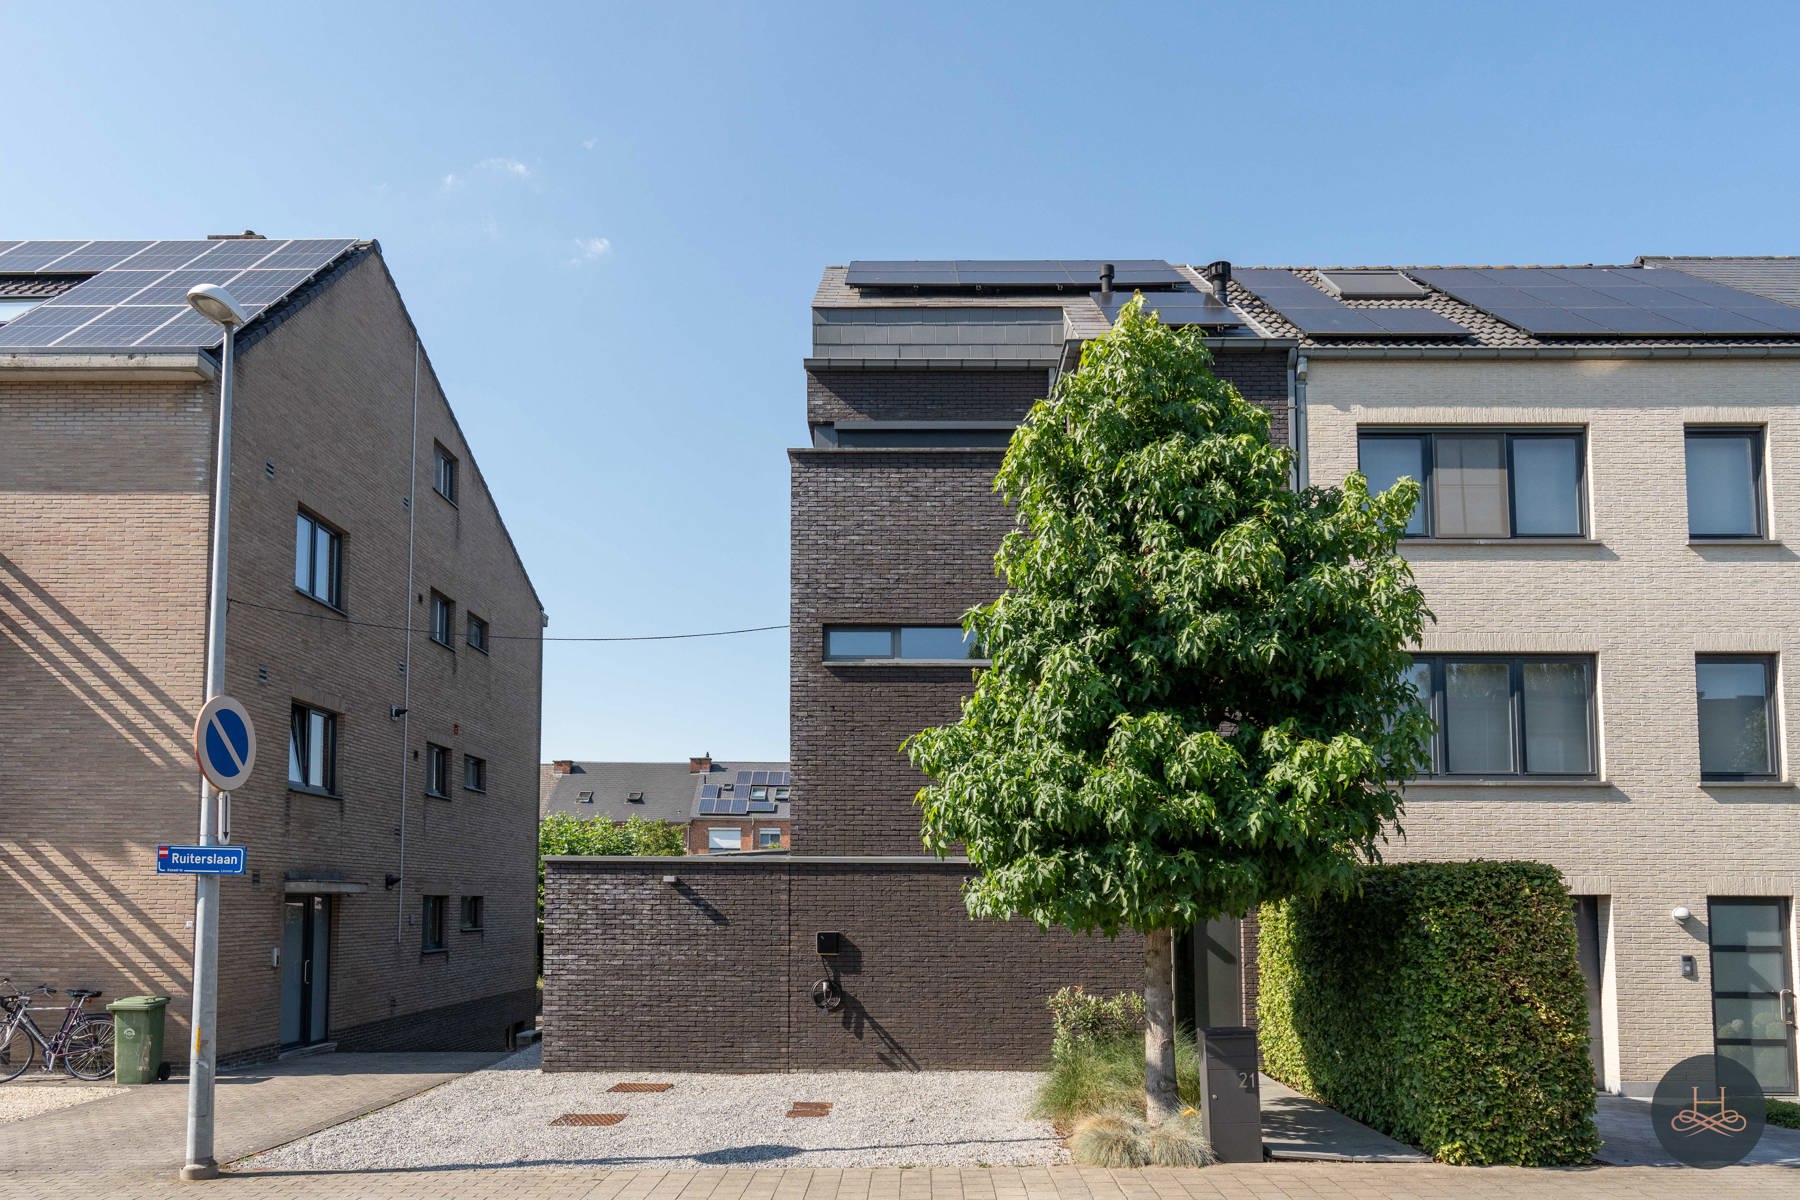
[193,695,256,792]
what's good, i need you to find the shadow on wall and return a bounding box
[0,841,191,994]
[823,937,920,1072]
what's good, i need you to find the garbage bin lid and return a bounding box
[105,995,171,1011]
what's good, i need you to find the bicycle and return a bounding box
[0,979,115,1082]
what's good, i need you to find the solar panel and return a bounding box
[1236,269,1470,339]
[847,259,1185,289]
[748,801,778,814]
[699,785,719,800]
[0,306,108,346]
[1093,290,1243,328]
[0,242,90,272]
[51,271,168,305]
[255,239,358,271]
[112,242,216,272]
[1410,267,1800,337]
[1317,271,1427,300]
[53,306,186,347]
[38,241,156,273]
[123,269,239,306]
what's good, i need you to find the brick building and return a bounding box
[539,756,791,853]
[0,236,542,1062]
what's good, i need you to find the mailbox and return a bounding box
[1200,1026,1262,1163]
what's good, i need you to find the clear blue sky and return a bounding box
[7,1,1797,762]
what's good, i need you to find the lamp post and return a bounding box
[181,284,249,1183]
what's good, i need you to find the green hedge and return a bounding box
[1257,861,1598,1166]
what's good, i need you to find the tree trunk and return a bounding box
[1144,926,1178,1125]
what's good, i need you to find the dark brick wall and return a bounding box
[332,986,537,1053]
[542,856,1139,1071]
[807,369,1049,428]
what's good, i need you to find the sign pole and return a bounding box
[182,318,235,1182]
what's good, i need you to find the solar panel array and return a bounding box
[1409,267,1800,337]
[1094,289,1243,329]
[0,238,359,350]
[847,260,1186,289]
[696,769,792,816]
[1235,269,1472,339]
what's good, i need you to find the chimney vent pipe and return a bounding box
[1099,263,1115,300]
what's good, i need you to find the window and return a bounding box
[749,785,769,801]
[459,895,484,933]
[433,443,458,504]
[425,744,451,797]
[1686,428,1765,539]
[287,704,338,794]
[1359,430,1586,539]
[824,625,985,662]
[707,828,743,852]
[467,612,489,654]
[430,592,454,647]
[463,754,486,793]
[421,896,446,952]
[826,421,1016,449]
[577,790,594,804]
[774,786,791,801]
[757,829,782,850]
[293,511,343,608]
[1408,655,1597,777]
[1697,656,1778,779]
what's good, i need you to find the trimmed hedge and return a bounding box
[1257,861,1599,1166]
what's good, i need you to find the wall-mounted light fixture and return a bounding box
[662,875,678,886]
[1672,906,1693,924]
[1680,955,1697,979]
[384,873,401,891]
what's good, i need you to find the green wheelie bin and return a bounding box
[106,995,170,1084]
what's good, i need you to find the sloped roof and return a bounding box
[1643,256,1800,307]
[539,759,791,823]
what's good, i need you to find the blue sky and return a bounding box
[6,1,1797,761]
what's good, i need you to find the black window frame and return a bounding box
[425,743,451,798]
[421,895,447,953]
[463,754,487,793]
[466,612,489,654]
[1684,426,1767,540]
[459,895,484,933]
[1696,654,1780,781]
[429,591,455,648]
[1408,653,1599,779]
[433,442,459,505]
[822,624,989,663]
[293,509,345,610]
[1706,896,1797,1094]
[1358,428,1589,540]
[287,702,340,795]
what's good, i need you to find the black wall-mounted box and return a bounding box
[816,932,842,956]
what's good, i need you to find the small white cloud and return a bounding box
[479,157,532,179]
[441,172,461,191]
[569,236,612,265]
[581,137,597,151]
[374,182,390,197]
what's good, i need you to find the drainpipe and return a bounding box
[396,339,419,942]
[1285,347,1298,489]
[1294,353,1310,489]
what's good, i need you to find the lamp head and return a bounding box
[186,284,248,328]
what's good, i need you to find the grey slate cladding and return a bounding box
[811,306,1063,365]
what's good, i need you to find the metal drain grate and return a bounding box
[786,1101,832,1118]
[551,1113,626,1127]
[607,1082,674,1093]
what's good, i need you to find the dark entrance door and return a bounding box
[1571,896,1605,1087]
[279,896,331,1048]
[1708,897,1797,1094]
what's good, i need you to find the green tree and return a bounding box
[537,813,684,928]
[905,298,1431,1124]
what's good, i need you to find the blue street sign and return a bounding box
[193,695,257,792]
[156,845,247,875]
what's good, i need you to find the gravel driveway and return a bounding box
[0,1076,117,1126]
[243,1045,1064,1170]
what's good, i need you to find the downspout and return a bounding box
[396,339,420,942]
[1285,347,1298,489]
[1294,352,1310,489]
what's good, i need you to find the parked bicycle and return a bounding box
[0,979,115,1082]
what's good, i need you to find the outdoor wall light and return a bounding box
[662,875,678,885]
[384,873,401,891]
[1672,906,1693,924]
[1681,955,1697,979]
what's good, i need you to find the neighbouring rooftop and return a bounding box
[539,758,791,824]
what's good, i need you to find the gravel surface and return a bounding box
[244,1045,1064,1170]
[0,1076,118,1125]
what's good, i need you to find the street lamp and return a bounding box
[180,283,247,1183]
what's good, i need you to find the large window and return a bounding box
[421,896,446,953]
[824,625,985,662]
[293,511,343,609]
[288,704,338,794]
[1408,655,1596,777]
[1359,430,1586,539]
[425,743,451,797]
[708,828,743,852]
[1686,428,1765,539]
[1697,655,1778,780]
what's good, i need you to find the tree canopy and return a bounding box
[905,297,1432,938]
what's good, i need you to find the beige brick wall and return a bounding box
[1305,356,1800,1094]
[0,249,542,1060]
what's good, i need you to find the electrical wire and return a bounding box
[225,597,786,642]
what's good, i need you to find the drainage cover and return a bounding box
[608,1082,674,1093]
[551,1113,626,1127]
[787,1101,832,1118]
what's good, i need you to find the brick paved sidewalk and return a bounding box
[1,1164,1795,1200]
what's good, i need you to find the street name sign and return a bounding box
[157,845,248,875]
[194,695,256,792]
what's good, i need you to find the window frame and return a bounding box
[293,509,345,611]
[707,827,743,852]
[429,591,455,648]
[421,895,447,953]
[1357,427,1589,541]
[463,754,487,793]
[1408,653,1600,779]
[822,624,989,663]
[459,895,484,933]
[466,612,489,654]
[425,743,451,798]
[1684,426,1767,540]
[287,703,340,795]
[433,442,459,505]
[756,828,783,850]
[1696,654,1780,781]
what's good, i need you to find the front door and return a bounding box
[1709,897,1797,1094]
[1571,896,1605,1087]
[279,896,331,1048]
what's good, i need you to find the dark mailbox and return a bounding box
[1200,1026,1262,1163]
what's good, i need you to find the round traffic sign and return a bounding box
[194,695,257,792]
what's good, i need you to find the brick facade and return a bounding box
[0,248,541,1063]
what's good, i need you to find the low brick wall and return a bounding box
[542,856,1139,1072]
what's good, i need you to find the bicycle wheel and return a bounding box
[1,1020,34,1082]
[62,1016,114,1080]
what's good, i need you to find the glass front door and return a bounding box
[278,896,332,1048]
[1709,897,1797,1094]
